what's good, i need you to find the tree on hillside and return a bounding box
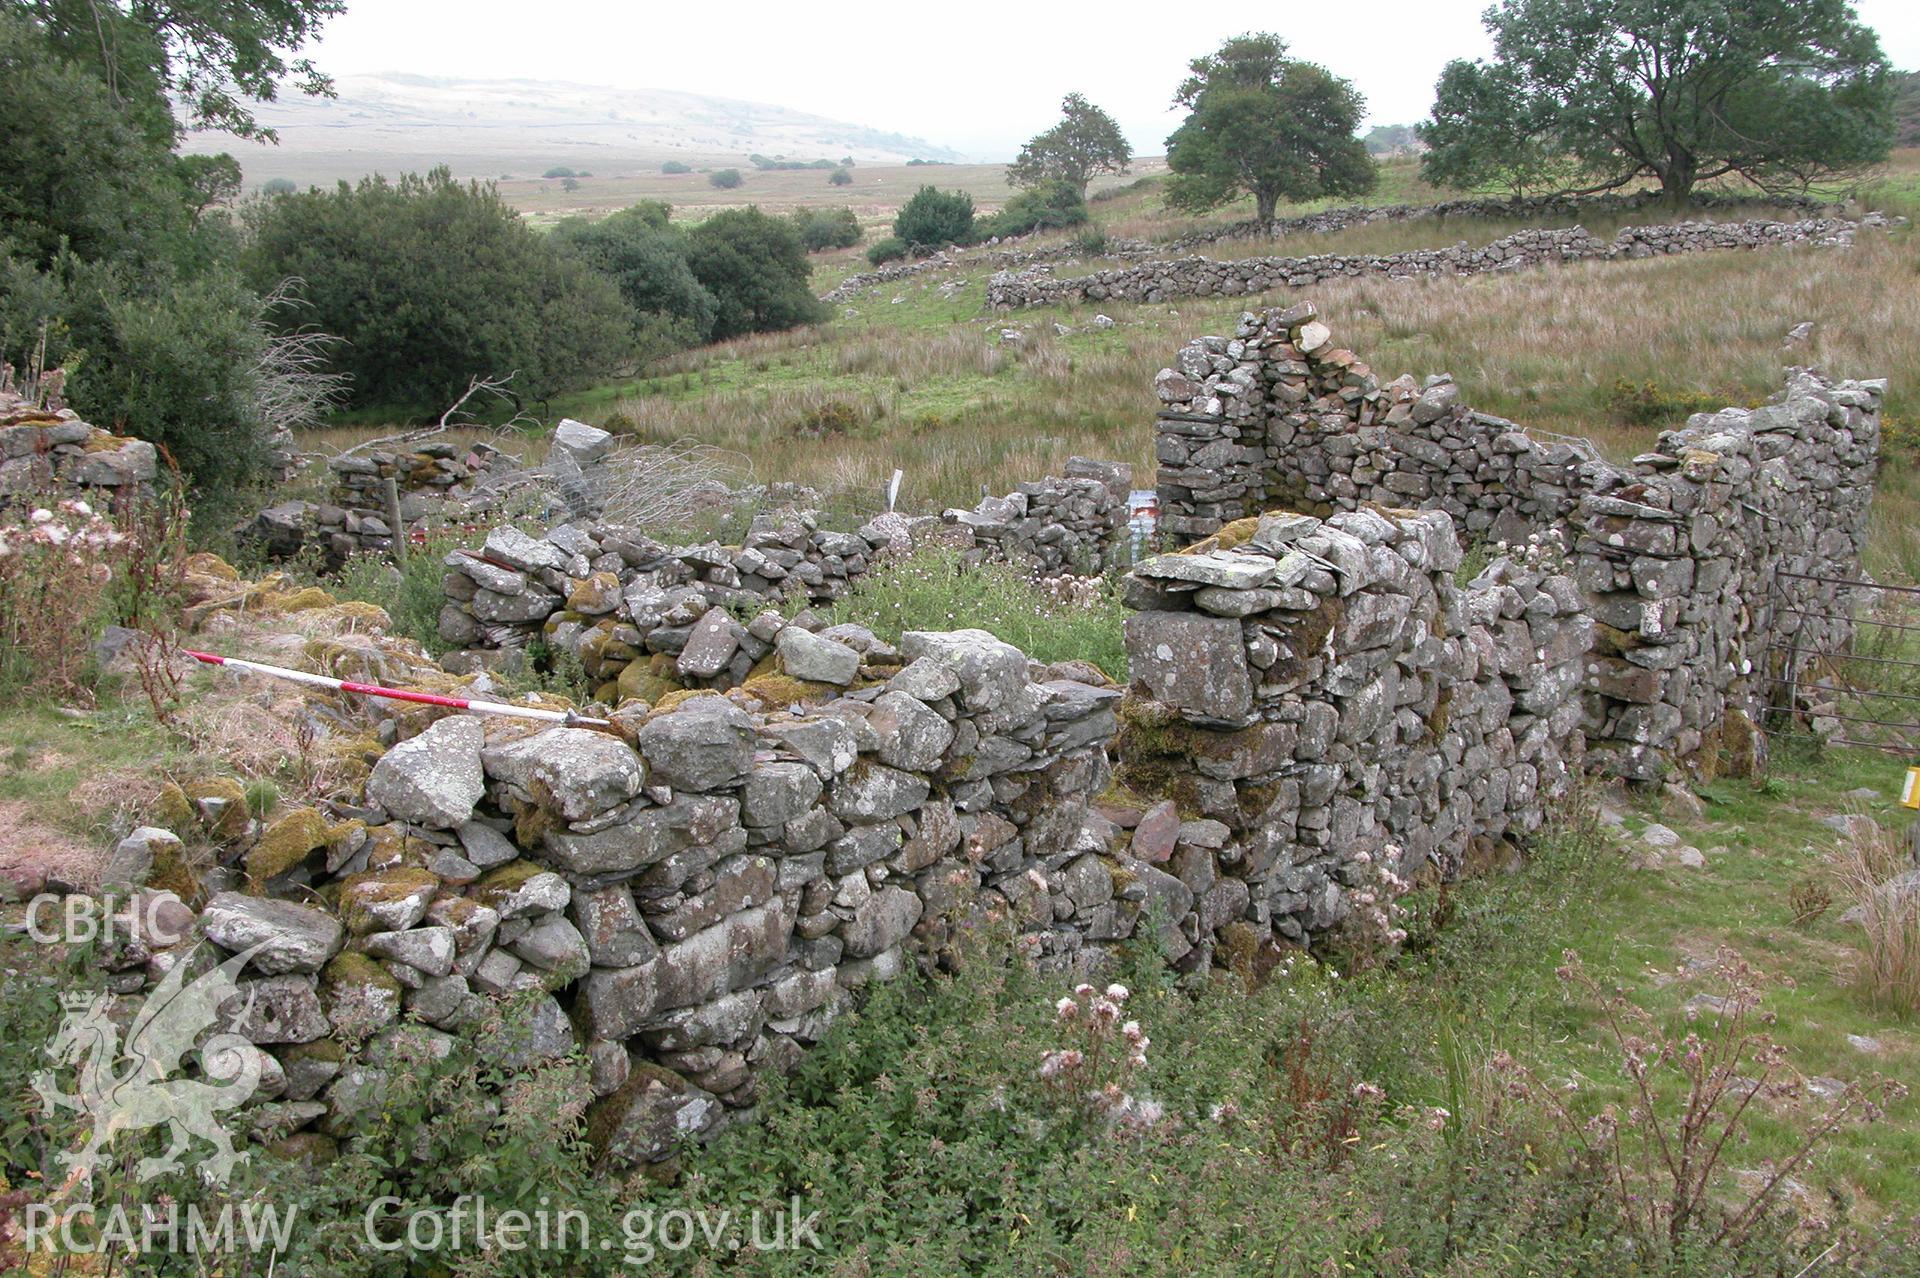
[1,5,344,517]
[1418,0,1895,206]
[243,168,632,409]
[684,208,823,341]
[710,168,744,189]
[1164,34,1376,222]
[1007,93,1131,199]
[829,167,853,186]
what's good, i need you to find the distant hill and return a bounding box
[179,72,966,187]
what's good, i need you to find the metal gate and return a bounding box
[1767,571,1920,753]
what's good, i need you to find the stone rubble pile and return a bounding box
[1120,507,1589,941]
[944,457,1132,575]
[988,215,1892,309]
[0,386,158,501]
[1149,301,1883,782]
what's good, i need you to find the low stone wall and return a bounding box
[94,624,1167,1166]
[988,216,1888,310]
[0,389,158,502]
[439,460,1133,687]
[944,457,1132,575]
[1150,302,1883,782]
[1160,190,1840,252]
[1119,508,1589,941]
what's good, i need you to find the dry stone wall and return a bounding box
[93,616,1317,1166]
[438,460,1132,689]
[1572,372,1881,780]
[1149,302,1883,782]
[0,387,159,503]
[988,215,1891,310]
[1118,508,1589,941]
[1159,190,1840,252]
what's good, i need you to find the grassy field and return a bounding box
[523,183,1919,577]
[505,160,1167,227]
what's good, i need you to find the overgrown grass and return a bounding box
[821,544,1130,680]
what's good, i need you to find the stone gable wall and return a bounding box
[1148,303,1883,783]
[1119,508,1589,941]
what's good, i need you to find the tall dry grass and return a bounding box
[1826,814,1920,1014]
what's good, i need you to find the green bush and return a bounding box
[541,165,576,179]
[865,235,910,265]
[242,168,634,411]
[1605,378,1731,427]
[1,251,273,520]
[660,159,692,174]
[788,206,862,252]
[261,176,297,196]
[684,206,824,340]
[551,204,718,343]
[709,168,744,189]
[893,185,974,248]
[324,531,475,653]
[978,179,1088,239]
[822,543,1129,680]
[828,167,853,186]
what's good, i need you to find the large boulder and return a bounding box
[481,728,643,822]
[366,715,485,828]
[775,628,861,686]
[200,894,344,975]
[635,697,755,792]
[588,1063,722,1166]
[1122,613,1254,723]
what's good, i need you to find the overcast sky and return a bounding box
[303,0,1920,160]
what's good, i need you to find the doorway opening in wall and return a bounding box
[1766,572,1920,754]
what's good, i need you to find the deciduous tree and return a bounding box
[1418,0,1896,206]
[1164,34,1375,223]
[1008,93,1131,199]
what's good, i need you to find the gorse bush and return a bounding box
[1605,377,1732,427]
[865,235,910,265]
[551,203,719,343]
[709,168,744,189]
[661,160,692,174]
[685,207,825,341]
[977,180,1089,239]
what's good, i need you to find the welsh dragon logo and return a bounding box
[33,943,266,1188]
